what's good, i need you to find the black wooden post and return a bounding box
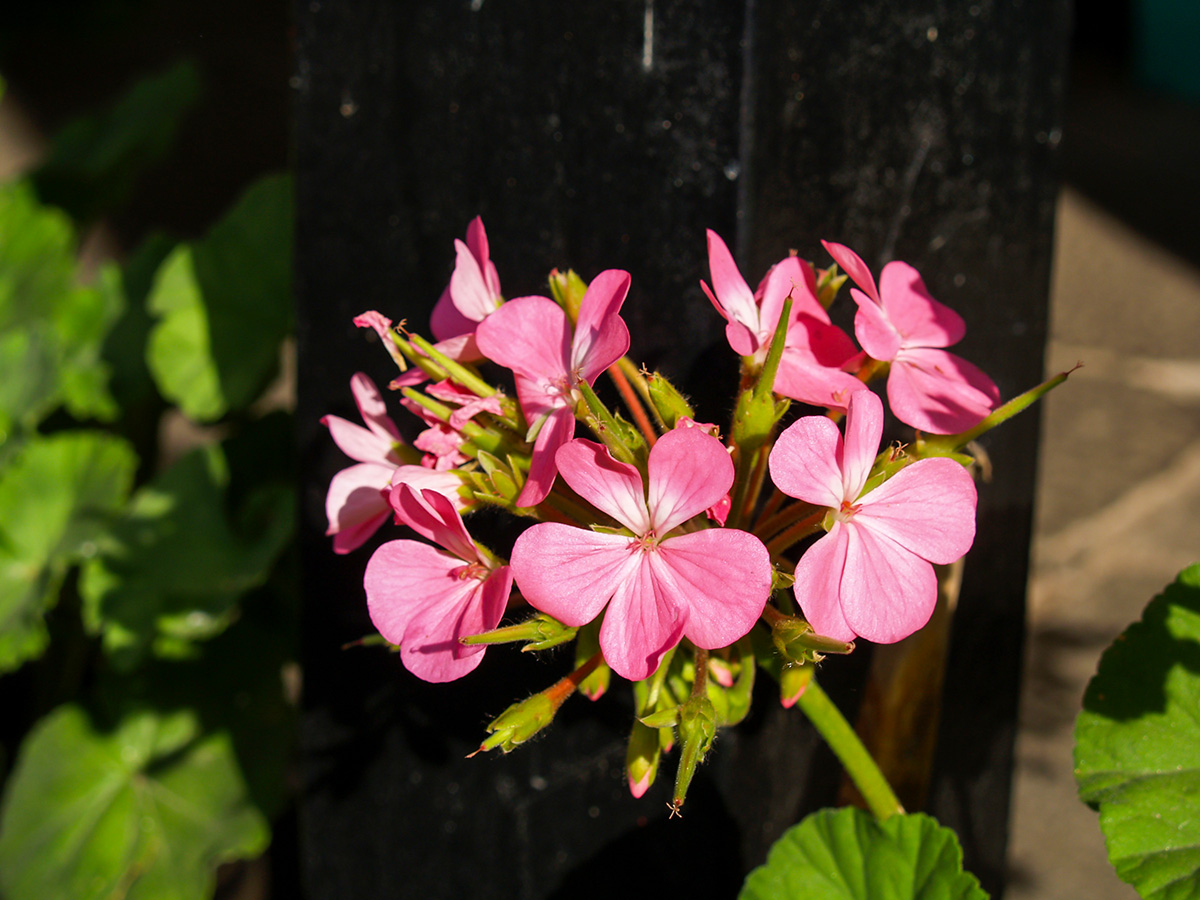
[294,2,1068,896]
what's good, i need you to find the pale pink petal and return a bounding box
[510,524,641,626]
[465,216,490,271]
[788,316,860,368]
[449,239,501,322]
[760,256,826,341]
[878,262,965,348]
[430,284,478,342]
[821,241,879,304]
[841,390,884,500]
[851,289,903,361]
[599,555,687,681]
[325,462,394,552]
[790,526,856,642]
[855,457,976,564]
[769,416,846,509]
[706,494,731,525]
[350,372,402,442]
[702,279,758,356]
[838,522,938,643]
[554,439,651,533]
[773,350,867,410]
[398,565,511,682]
[653,529,772,648]
[572,269,632,382]
[353,310,393,339]
[322,415,397,464]
[390,465,470,512]
[475,295,571,381]
[448,394,503,430]
[646,428,734,534]
[390,484,478,562]
[706,230,760,347]
[516,406,576,507]
[888,347,1000,434]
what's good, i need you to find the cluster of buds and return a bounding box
[322,217,1065,810]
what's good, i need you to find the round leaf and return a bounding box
[1074,563,1200,900]
[740,807,988,900]
[0,704,268,900]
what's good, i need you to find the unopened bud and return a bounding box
[626,720,661,798]
[779,661,814,708]
[548,268,589,323]
[671,695,717,815]
[460,612,577,651]
[471,692,558,756]
[645,371,696,428]
[815,265,848,310]
[575,621,610,700]
[771,615,855,664]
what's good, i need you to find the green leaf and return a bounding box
[0,432,137,673]
[0,181,123,434]
[145,173,293,422]
[0,704,268,900]
[32,60,203,222]
[80,440,294,669]
[739,807,988,900]
[1074,563,1200,900]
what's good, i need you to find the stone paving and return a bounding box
[1007,187,1200,899]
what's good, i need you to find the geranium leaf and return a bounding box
[739,807,988,900]
[0,704,267,900]
[1074,562,1200,900]
[0,432,137,673]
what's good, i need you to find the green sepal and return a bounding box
[816,264,848,310]
[472,692,558,755]
[548,268,589,323]
[459,612,576,651]
[772,615,855,663]
[771,567,796,591]
[576,379,645,465]
[672,694,718,813]
[731,296,793,452]
[645,370,696,429]
[640,706,681,729]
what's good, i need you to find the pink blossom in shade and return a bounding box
[768,390,978,644]
[701,229,867,410]
[474,269,632,507]
[821,241,1001,433]
[322,373,408,554]
[365,485,511,682]
[400,380,504,471]
[509,428,774,681]
[428,216,503,360]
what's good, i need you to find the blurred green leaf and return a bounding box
[0,703,268,900]
[739,807,988,900]
[146,173,293,422]
[0,181,123,435]
[0,431,137,673]
[80,438,294,670]
[1075,563,1200,900]
[32,60,203,222]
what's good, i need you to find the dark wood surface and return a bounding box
[294,2,1069,896]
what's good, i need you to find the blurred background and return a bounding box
[0,0,1196,897]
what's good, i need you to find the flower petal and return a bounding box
[838,522,938,643]
[325,462,394,552]
[855,457,976,564]
[646,427,733,534]
[390,484,478,561]
[761,255,826,338]
[702,279,758,356]
[350,372,402,442]
[449,238,502,323]
[322,415,397,464]
[773,349,867,410]
[555,439,651,533]
[390,465,471,512]
[878,262,965,348]
[706,230,760,345]
[791,527,856,642]
[841,390,884,500]
[430,284,478,342]
[516,405,576,507]
[599,555,686,681]
[851,289,903,361]
[572,269,632,382]
[769,416,846,509]
[887,347,1000,434]
[475,295,571,382]
[653,529,772,648]
[821,241,879,304]
[510,524,639,626]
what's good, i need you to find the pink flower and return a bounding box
[768,390,977,643]
[428,216,503,361]
[400,379,504,470]
[365,485,511,682]
[475,269,632,507]
[323,373,470,553]
[822,241,1000,433]
[702,229,865,409]
[509,427,773,681]
[322,373,408,553]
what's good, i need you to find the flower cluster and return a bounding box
[322,218,1060,808]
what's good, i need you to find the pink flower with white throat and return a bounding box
[475,269,632,507]
[509,427,773,681]
[702,229,865,409]
[365,485,511,682]
[822,241,1000,433]
[768,390,977,644]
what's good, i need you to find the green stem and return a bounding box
[795,677,904,820]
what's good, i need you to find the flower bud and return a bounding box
[779,661,814,708]
[645,371,696,428]
[471,692,559,755]
[548,268,589,323]
[575,620,610,700]
[460,612,577,651]
[626,720,661,798]
[771,615,855,664]
[815,264,848,310]
[671,695,717,814]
